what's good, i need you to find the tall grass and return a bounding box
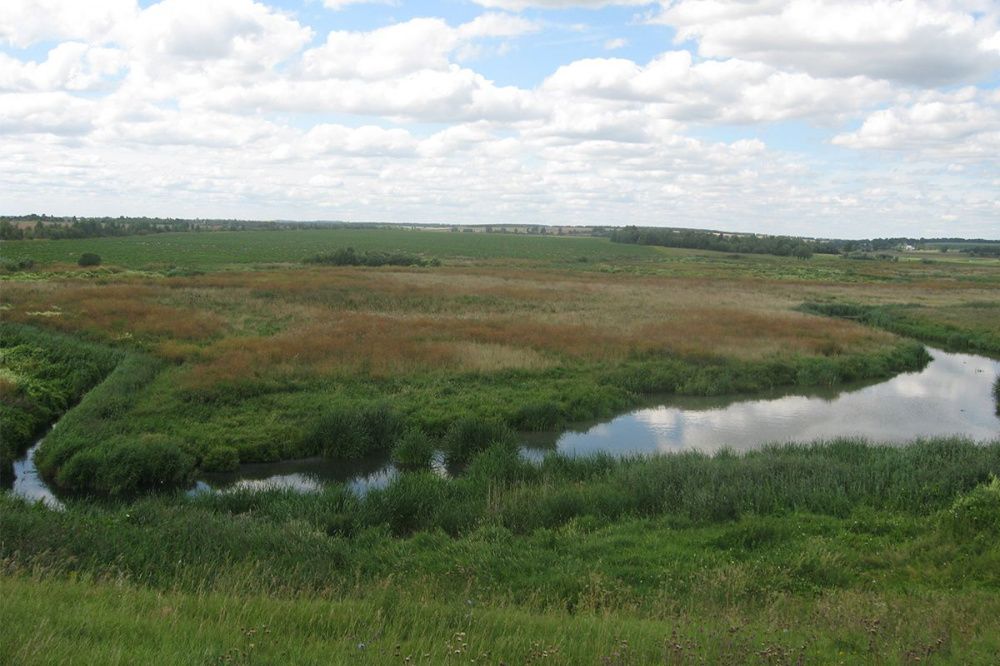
[800,302,1000,356]
[0,323,120,471]
[7,575,999,665]
[32,353,197,496]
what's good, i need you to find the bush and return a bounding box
[511,401,563,431]
[443,417,517,466]
[0,257,34,272]
[392,428,435,469]
[945,476,1000,540]
[55,437,195,496]
[309,403,404,460]
[465,442,533,485]
[78,253,102,267]
[304,247,433,268]
[202,446,240,473]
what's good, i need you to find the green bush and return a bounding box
[443,417,516,466]
[0,256,34,272]
[511,401,563,431]
[309,404,404,460]
[304,247,433,267]
[55,437,195,496]
[202,446,240,473]
[392,428,435,469]
[78,252,102,267]
[945,476,1000,540]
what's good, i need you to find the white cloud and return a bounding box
[473,0,650,9]
[0,0,137,48]
[0,0,997,236]
[833,88,1000,162]
[656,0,1000,86]
[604,38,628,50]
[0,43,126,91]
[542,51,895,124]
[125,0,312,70]
[301,15,536,80]
[323,0,395,9]
[0,92,97,135]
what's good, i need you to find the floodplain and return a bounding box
[2,227,999,663]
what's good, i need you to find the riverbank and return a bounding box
[3,438,999,663]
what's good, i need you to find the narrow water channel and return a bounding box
[6,348,999,503]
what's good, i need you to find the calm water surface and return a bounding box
[7,348,999,502]
[533,348,999,458]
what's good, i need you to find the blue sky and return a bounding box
[1,0,999,238]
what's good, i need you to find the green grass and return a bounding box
[0,324,120,471]
[800,302,1000,357]
[3,439,1000,663]
[0,228,661,270]
[25,337,931,495]
[4,576,1000,664]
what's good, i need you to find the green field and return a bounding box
[0,228,661,270]
[2,227,1000,663]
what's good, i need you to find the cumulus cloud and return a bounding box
[0,0,997,236]
[832,89,1000,162]
[473,0,650,9]
[0,0,137,48]
[656,0,1000,86]
[542,51,895,124]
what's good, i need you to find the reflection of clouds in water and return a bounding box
[10,444,63,510]
[558,349,1000,457]
[193,464,399,496]
[231,474,324,493]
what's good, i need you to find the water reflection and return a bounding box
[7,348,999,503]
[5,441,63,510]
[189,455,399,496]
[531,348,999,457]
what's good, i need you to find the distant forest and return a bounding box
[1,215,997,259]
[609,225,999,259]
[0,215,359,241]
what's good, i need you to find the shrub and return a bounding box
[304,248,433,268]
[55,437,195,496]
[511,401,563,431]
[0,257,34,272]
[465,441,533,485]
[309,403,404,460]
[202,446,240,473]
[443,417,516,466]
[392,428,435,469]
[945,476,1000,540]
[78,253,102,267]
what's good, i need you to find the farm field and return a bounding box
[2,227,1000,663]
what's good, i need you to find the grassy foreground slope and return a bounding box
[3,439,1000,663]
[6,228,997,494]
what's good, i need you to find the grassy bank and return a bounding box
[3,439,1000,663]
[25,339,930,496]
[0,324,120,473]
[800,302,1000,357]
[4,577,999,664]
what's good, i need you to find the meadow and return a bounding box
[2,227,1000,663]
[3,439,1000,663]
[6,228,996,493]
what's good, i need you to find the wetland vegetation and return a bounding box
[2,225,999,663]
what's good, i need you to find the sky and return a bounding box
[1,0,999,238]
